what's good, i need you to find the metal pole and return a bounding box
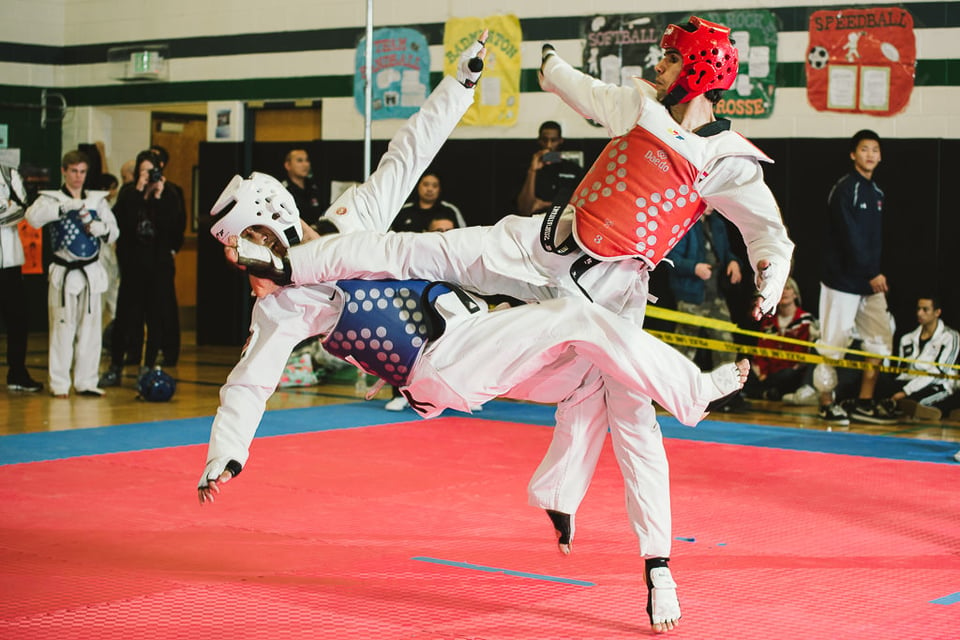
[363,0,373,179]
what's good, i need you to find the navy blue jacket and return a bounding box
[667,213,742,305]
[821,171,884,295]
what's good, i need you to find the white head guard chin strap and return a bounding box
[210,172,303,248]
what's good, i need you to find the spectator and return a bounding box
[98,173,121,345]
[816,130,896,426]
[744,277,819,401]
[426,213,457,232]
[516,120,583,215]
[280,149,324,229]
[1,165,43,392]
[99,150,185,387]
[877,295,959,421]
[25,150,119,397]
[391,170,466,231]
[666,209,743,369]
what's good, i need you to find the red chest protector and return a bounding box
[570,125,707,266]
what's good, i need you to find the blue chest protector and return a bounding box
[323,280,454,387]
[50,208,100,259]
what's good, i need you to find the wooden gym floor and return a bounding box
[4,331,960,447]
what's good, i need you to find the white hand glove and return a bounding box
[235,236,292,285]
[456,30,488,88]
[755,260,788,316]
[87,220,108,237]
[59,198,85,214]
[198,457,242,489]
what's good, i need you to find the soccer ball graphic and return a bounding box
[808,46,829,70]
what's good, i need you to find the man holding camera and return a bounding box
[516,120,583,215]
[100,149,185,387]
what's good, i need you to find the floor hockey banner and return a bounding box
[443,15,522,127]
[806,7,916,116]
[354,28,430,120]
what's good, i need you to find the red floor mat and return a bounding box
[0,417,957,639]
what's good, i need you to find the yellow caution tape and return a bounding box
[643,306,960,381]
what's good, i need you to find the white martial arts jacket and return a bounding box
[205,76,477,470]
[896,319,960,397]
[539,53,793,275]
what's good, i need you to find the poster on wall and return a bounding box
[581,14,666,96]
[354,27,430,120]
[443,15,522,127]
[806,7,916,116]
[697,10,778,119]
[206,101,245,142]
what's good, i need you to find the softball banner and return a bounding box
[444,15,521,126]
[806,7,916,116]
[355,27,430,120]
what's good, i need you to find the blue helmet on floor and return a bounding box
[137,367,176,402]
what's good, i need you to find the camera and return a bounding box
[147,166,163,183]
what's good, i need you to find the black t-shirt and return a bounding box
[282,178,324,227]
[391,202,461,232]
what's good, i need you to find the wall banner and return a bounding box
[806,7,916,116]
[444,15,522,127]
[698,10,778,119]
[581,15,666,90]
[354,27,430,120]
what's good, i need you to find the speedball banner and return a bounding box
[806,7,916,116]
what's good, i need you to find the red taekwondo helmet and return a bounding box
[659,16,739,106]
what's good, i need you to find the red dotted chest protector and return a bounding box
[569,120,707,266]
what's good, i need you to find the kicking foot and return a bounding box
[645,558,680,633]
[705,359,749,413]
[545,509,574,555]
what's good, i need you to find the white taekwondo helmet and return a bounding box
[210,171,303,248]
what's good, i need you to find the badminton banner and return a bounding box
[354,27,430,120]
[806,7,916,116]
[444,14,522,127]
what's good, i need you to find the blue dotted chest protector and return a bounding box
[50,208,100,259]
[323,280,455,387]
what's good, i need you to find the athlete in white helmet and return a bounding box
[198,35,753,625]
[237,16,793,633]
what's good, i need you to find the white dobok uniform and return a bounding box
[203,76,729,507]
[286,53,794,559]
[26,189,118,395]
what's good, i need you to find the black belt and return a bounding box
[51,254,98,311]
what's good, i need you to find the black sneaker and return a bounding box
[7,373,43,393]
[849,401,898,425]
[98,366,122,388]
[818,403,850,425]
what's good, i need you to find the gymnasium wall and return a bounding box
[1,1,956,342]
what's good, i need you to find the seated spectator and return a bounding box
[426,213,457,233]
[391,170,466,231]
[744,277,819,401]
[876,295,959,421]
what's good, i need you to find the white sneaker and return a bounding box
[954,450,960,463]
[783,384,818,406]
[385,396,409,411]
